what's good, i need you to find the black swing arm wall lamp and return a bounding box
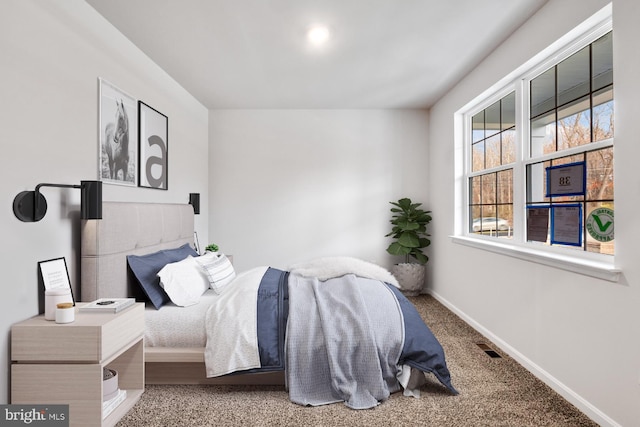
[188,193,200,215]
[13,180,103,222]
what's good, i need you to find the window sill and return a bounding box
[451,235,620,282]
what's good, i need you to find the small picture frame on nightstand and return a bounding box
[38,257,75,303]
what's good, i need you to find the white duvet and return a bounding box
[204,266,268,377]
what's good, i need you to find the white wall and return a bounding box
[209,109,430,272]
[428,0,640,425]
[0,0,209,403]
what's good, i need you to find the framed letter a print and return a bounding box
[138,101,168,190]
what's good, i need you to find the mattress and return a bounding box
[144,289,218,347]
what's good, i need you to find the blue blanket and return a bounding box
[286,274,405,408]
[232,267,457,400]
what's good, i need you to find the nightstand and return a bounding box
[11,303,144,427]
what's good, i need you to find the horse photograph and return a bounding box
[99,78,137,185]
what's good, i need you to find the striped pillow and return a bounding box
[196,253,236,294]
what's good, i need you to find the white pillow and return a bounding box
[157,256,209,307]
[196,252,236,294]
[288,256,400,288]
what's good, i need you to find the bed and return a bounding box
[81,202,456,408]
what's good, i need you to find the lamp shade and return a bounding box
[81,180,102,220]
[189,193,200,214]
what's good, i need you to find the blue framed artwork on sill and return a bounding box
[545,161,586,197]
[526,206,550,243]
[550,204,583,246]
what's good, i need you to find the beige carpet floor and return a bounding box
[117,295,597,427]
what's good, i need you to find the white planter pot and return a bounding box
[391,263,425,296]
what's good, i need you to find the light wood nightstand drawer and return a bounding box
[11,303,144,363]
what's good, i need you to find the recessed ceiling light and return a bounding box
[307,25,330,46]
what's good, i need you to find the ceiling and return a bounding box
[85,0,548,109]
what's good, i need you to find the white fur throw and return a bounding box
[288,256,400,288]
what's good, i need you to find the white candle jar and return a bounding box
[55,302,75,324]
[45,288,72,320]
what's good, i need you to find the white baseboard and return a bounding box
[427,290,621,427]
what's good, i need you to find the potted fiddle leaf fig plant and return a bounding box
[385,197,432,295]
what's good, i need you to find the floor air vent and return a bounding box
[477,343,502,358]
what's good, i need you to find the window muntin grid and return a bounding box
[526,32,613,254]
[469,93,516,238]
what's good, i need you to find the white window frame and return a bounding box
[452,5,619,282]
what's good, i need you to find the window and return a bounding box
[458,10,615,277]
[469,93,515,238]
[526,32,613,255]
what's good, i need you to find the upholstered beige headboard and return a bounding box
[81,202,194,302]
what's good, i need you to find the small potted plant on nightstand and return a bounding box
[205,243,219,253]
[385,197,431,295]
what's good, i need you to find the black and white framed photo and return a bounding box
[138,101,168,190]
[38,257,75,302]
[99,78,138,186]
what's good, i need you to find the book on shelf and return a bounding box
[103,389,127,420]
[80,298,135,313]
